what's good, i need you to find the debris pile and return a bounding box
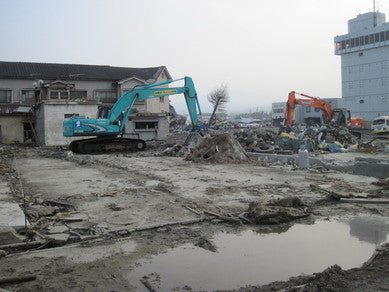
[234,129,277,153]
[161,144,190,157]
[185,133,249,163]
[246,196,310,224]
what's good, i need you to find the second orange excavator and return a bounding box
[283,91,363,130]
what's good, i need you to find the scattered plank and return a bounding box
[338,198,389,204]
[184,205,202,216]
[140,279,157,292]
[0,275,36,284]
[0,240,46,252]
[204,210,241,223]
[43,199,74,209]
[310,184,343,199]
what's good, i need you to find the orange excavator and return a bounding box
[283,91,364,139]
[284,91,363,129]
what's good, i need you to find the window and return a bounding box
[0,90,12,103]
[306,107,311,112]
[365,35,369,44]
[341,40,345,49]
[95,90,116,103]
[345,39,350,48]
[64,113,79,118]
[355,37,360,46]
[386,31,389,41]
[350,38,355,47]
[50,90,69,100]
[135,121,158,130]
[159,96,164,103]
[360,36,365,45]
[369,34,374,43]
[380,31,385,42]
[21,90,35,104]
[375,33,379,42]
[70,90,87,100]
[314,108,321,112]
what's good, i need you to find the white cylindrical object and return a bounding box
[298,147,309,169]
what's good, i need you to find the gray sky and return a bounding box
[0,0,386,114]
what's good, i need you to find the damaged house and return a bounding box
[0,61,172,145]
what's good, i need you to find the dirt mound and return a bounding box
[185,133,249,163]
[247,196,309,224]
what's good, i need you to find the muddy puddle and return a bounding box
[129,217,389,291]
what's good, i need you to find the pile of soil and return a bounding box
[185,133,249,163]
[247,196,310,224]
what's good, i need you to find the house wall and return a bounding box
[0,79,38,103]
[125,114,168,141]
[36,102,98,146]
[0,116,27,143]
[145,73,170,114]
[0,67,171,145]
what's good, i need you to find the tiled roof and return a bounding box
[0,61,168,81]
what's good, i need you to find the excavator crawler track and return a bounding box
[69,137,146,154]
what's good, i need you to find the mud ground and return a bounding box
[0,142,388,291]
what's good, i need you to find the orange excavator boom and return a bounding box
[284,91,334,128]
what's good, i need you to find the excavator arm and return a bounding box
[108,77,201,132]
[63,76,203,153]
[284,91,334,128]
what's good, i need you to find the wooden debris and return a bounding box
[140,278,157,292]
[43,199,74,210]
[184,205,202,215]
[0,240,46,252]
[0,275,36,284]
[204,210,241,223]
[338,198,389,204]
[310,184,345,199]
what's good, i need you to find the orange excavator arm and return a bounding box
[284,91,334,128]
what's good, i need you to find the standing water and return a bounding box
[129,217,389,291]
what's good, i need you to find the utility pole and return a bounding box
[373,0,377,27]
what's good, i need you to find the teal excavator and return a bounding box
[63,76,203,154]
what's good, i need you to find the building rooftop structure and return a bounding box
[334,11,389,121]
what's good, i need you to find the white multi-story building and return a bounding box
[334,11,389,121]
[271,102,285,126]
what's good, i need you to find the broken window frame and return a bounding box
[64,113,80,119]
[23,121,35,142]
[134,121,159,131]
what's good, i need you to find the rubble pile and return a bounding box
[276,124,360,153]
[247,196,310,224]
[161,144,190,157]
[185,133,249,163]
[233,128,277,153]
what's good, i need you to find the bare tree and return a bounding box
[207,84,230,126]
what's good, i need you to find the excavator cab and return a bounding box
[332,109,351,127]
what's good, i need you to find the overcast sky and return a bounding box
[0,0,386,113]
